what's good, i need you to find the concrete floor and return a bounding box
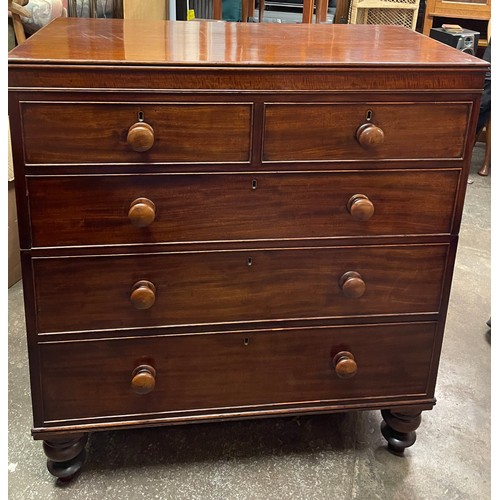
[8,146,490,499]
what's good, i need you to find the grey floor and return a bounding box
[8,146,490,499]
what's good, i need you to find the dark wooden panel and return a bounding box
[8,65,488,91]
[33,245,448,333]
[27,170,460,247]
[263,102,470,161]
[21,102,252,164]
[39,323,436,422]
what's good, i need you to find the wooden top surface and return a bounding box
[8,18,487,68]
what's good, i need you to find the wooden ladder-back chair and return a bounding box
[477,19,491,176]
[8,0,29,44]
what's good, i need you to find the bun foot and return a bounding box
[380,409,422,455]
[381,422,416,455]
[43,433,88,480]
[47,448,86,481]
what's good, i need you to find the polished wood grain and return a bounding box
[33,244,448,333]
[8,18,487,68]
[19,98,473,166]
[21,102,252,164]
[263,102,470,161]
[38,323,436,422]
[26,170,460,247]
[9,67,488,91]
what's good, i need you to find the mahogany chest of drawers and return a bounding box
[8,18,488,479]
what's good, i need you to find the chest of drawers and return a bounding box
[8,18,488,480]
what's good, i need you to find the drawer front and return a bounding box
[21,102,252,164]
[263,102,470,162]
[39,323,436,422]
[27,170,459,247]
[33,245,448,333]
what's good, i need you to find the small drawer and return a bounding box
[263,102,470,162]
[33,244,448,333]
[27,170,459,247]
[39,322,436,423]
[20,101,252,164]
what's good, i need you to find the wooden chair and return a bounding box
[476,20,491,177]
[8,0,29,44]
[477,118,490,176]
[241,0,329,23]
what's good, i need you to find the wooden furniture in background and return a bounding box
[477,118,490,176]
[8,18,488,480]
[122,0,165,20]
[477,20,491,177]
[422,0,490,50]
[242,0,328,23]
[349,0,421,30]
[334,0,350,23]
[8,0,29,44]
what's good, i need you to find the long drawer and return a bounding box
[27,170,459,247]
[39,323,436,423]
[33,245,448,333]
[20,102,252,164]
[263,102,471,162]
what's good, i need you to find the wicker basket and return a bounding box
[349,0,421,30]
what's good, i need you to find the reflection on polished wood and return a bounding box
[8,18,487,68]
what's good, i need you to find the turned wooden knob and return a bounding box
[356,123,384,147]
[130,280,156,310]
[347,194,374,221]
[131,364,156,395]
[332,351,358,379]
[127,122,155,152]
[339,271,366,298]
[128,198,156,227]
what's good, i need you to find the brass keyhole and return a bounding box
[366,110,373,121]
[252,179,258,190]
[138,111,145,122]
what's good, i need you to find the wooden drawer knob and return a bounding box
[347,194,374,221]
[130,280,156,310]
[356,123,384,147]
[131,364,156,395]
[339,271,366,298]
[127,122,155,152]
[332,351,358,379]
[128,198,156,227]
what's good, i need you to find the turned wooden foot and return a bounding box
[42,433,88,481]
[380,409,422,455]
